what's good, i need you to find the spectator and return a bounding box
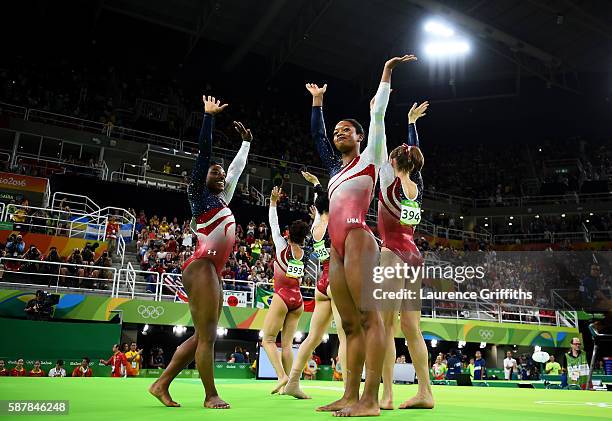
[29,360,45,377]
[125,342,143,377]
[100,344,128,377]
[431,355,447,380]
[24,290,51,321]
[332,356,342,381]
[503,351,517,380]
[11,358,26,376]
[303,357,318,380]
[48,360,66,377]
[467,358,475,380]
[72,358,93,377]
[6,234,26,257]
[545,355,561,375]
[60,249,85,287]
[43,246,62,275]
[91,253,113,289]
[473,350,486,380]
[149,348,165,369]
[230,346,245,363]
[0,359,8,376]
[162,162,171,174]
[445,349,462,380]
[21,245,42,274]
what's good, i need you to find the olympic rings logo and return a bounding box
[137,305,165,319]
[478,329,494,340]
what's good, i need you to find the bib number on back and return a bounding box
[286,259,304,278]
[400,199,421,226]
[313,240,330,262]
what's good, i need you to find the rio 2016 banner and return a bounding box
[0,172,49,207]
[0,289,578,347]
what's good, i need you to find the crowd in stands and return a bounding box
[3,60,610,200]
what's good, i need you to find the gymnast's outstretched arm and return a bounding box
[306,83,341,176]
[221,121,252,204]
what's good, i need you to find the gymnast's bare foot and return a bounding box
[334,398,380,417]
[271,375,289,394]
[317,397,357,412]
[204,395,230,409]
[282,381,311,399]
[149,381,180,407]
[398,393,434,409]
[379,396,394,410]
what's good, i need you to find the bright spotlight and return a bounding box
[430,339,438,348]
[424,20,455,37]
[424,40,470,57]
[217,327,228,337]
[294,331,304,342]
[480,342,486,348]
[173,325,187,336]
[458,341,466,348]
[143,324,149,332]
[258,330,264,339]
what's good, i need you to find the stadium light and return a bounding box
[424,40,470,57]
[322,333,329,343]
[217,327,228,337]
[484,223,489,227]
[458,341,466,348]
[258,330,264,339]
[430,339,438,348]
[508,222,513,226]
[294,331,304,342]
[509,216,514,220]
[480,342,486,348]
[586,219,590,223]
[173,325,187,336]
[424,20,455,37]
[534,345,541,352]
[176,164,181,168]
[142,324,149,335]
[535,215,540,218]
[589,212,594,216]
[561,213,566,218]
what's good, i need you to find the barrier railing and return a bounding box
[116,235,126,267]
[109,125,181,149]
[15,155,108,180]
[0,257,116,295]
[3,203,107,240]
[110,171,188,191]
[27,109,108,135]
[0,101,27,119]
[590,231,612,241]
[114,262,159,300]
[52,192,100,216]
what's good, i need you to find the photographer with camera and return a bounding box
[6,234,26,258]
[60,248,85,287]
[24,290,55,320]
[91,251,113,289]
[21,245,42,277]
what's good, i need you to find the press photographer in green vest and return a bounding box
[562,337,589,389]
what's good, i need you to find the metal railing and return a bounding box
[116,235,126,267]
[110,170,188,191]
[26,109,109,135]
[15,154,108,180]
[493,231,586,244]
[0,257,116,295]
[114,262,159,300]
[3,203,107,240]
[0,101,27,119]
[590,231,612,241]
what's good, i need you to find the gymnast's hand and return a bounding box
[384,54,417,70]
[309,205,317,221]
[408,101,429,124]
[270,186,282,206]
[203,95,228,115]
[306,83,327,97]
[233,121,253,142]
[301,171,320,186]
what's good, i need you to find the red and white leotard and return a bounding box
[377,123,423,266]
[269,206,304,311]
[182,113,250,275]
[311,82,391,258]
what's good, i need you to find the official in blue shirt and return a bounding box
[474,350,486,380]
[446,350,462,380]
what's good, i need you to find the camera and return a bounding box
[25,290,60,321]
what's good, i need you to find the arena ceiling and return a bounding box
[96,0,612,94]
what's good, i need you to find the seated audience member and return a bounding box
[43,246,62,274]
[21,245,42,274]
[0,359,8,376]
[149,348,165,369]
[11,359,27,376]
[303,357,318,380]
[29,360,45,377]
[72,358,93,377]
[48,360,66,377]
[91,252,113,289]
